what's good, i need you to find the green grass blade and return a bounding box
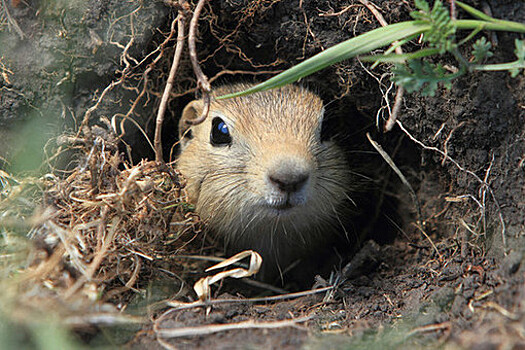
[360,48,441,63]
[216,21,432,99]
[455,19,525,33]
[473,61,525,72]
[217,17,525,100]
[456,1,496,22]
[455,3,525,32]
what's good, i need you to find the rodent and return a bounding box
[177,84,360,281]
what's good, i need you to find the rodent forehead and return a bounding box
[211,86,325,140]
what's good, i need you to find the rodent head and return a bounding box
[177,84,351,266]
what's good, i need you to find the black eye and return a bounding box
[210,117,232,146]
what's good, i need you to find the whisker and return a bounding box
[292,218,308,246]
[331,204,350,242]
[281,221,288,238]
[238,212,260,239]
[342,191,357,208]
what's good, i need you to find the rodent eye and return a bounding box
[210,117,232,146]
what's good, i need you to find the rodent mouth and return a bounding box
[264,194,307,213]
[271,202,294,210]
[264,199,296,213]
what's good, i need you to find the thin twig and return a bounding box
[154,13,186,163]
[64,313,145,327]
[482,301,519,320]
[358,0,385,26]
[111,12,182,157]
[80,80,122,131]
[186,0,211,126]
[167,254,289,294]
[407,321,451,337]
[366,132,422,222]
[65,208,119,299]
[165,285,335,311]
[441,121,467,166]
[414,223,443,260]
[241,278,289,294]
[1,0,25,39]
[155,315,311,338]
[18,244,66,283]
[449,0,457,21]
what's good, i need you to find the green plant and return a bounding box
[217,0,525,99]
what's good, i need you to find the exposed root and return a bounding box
[358,0,405,132]
[396,120,507,251]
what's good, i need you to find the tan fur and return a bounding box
[177,84,353,275]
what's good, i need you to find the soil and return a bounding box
[0,0,524,349]
[128,238,525,349]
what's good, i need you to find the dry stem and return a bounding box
[155,315,311,339]
[154,12,186,163]
[165,286,335,311]
[186,0,211,126]
[1,0,24,39]
[366,132,422,222]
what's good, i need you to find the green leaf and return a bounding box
[410,0,456,53]
[472,37,493,63]
[455,1,497,22]
[456,2,525,32]
[514,39,525,61]
[429,1,456,53]
[392,60,460,96]
[472,40,524,75]
[509,39,525,77]
[360,48,441,64]
[411,0,430,20]
[415,0,430,13]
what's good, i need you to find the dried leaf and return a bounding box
[194,250,262,301]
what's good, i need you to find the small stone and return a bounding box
[499,250,523,276]
[342,240,381,279]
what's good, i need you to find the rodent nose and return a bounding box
[268,164,310,194]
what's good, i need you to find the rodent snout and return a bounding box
[266,157,311,200]
[268,168,309,194]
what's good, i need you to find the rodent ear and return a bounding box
[178,100,203,148]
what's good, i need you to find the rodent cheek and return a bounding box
[177,132,218,205]
[241,162,267,205]
[310,143,350,204]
